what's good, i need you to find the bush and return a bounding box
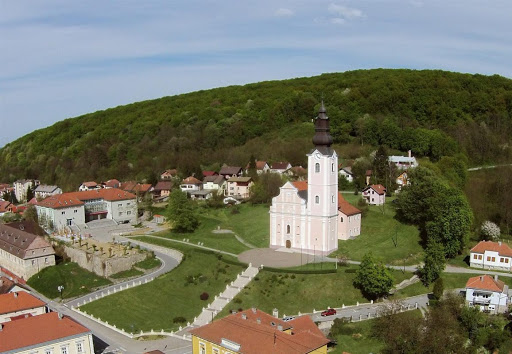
[173,316,187,323]
[200,292,209,301]
[480,221,500,240]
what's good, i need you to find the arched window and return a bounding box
[340,216,344,222]
[315,163,320,173]
[315,195,319,204]
[331,163,334,172]
[286,225,291,234]
[331,195,335,203]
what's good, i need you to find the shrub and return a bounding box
[234,298,242,304]
[173,316,186,323]
[200,292,210,301]
[480,221,500,240]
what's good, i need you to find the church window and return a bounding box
[315,196,319,204]
[340,216,344,222]
[315,163,320,173]
[331,163,334,172]
[286,225,291,234]
[296,226,300,235]
[331,195,335,203]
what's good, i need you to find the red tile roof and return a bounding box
[292,181,308,191]
[466,275,505,292]
[364,184,386,195]
[0,312,91,352]
[0,200,13,213]
[338,193,361,216]
[271,162,291,170]
[0,291,46,315]
[153,181,173,191]
[82,181,98,187]
[471,241,512,257]
[38,188,136,210]
[190,309,329,354]
[202,171,218,177]
[103,179,120,188]
[182,176,202,185]
[255,161,268,170]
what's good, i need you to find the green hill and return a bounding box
[1,69,512,190]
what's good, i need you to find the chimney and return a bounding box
[499,241,502,246]
[408,150,412,158]
[58,313,63,320]
[241,314,247,320]
[251,307,257,314]
[13,292,18,298]
[277,325,283,331]
[480,276,484,282]
[495,275,499,281]
[257,318,261,324]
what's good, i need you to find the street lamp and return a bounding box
[57,285,64,300]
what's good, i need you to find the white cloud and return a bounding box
[328,3,363,20]
[331,18,346,25]
[275,8,294,17]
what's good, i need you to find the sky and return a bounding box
[1,0,512,147]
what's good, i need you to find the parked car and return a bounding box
[223,197,241,205]
[321,308,336,317]
[282,316,295,322]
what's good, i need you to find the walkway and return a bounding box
[239,248,318,267]
[191,265,259,327]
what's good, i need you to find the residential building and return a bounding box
[202,171,218,177]
[102,179,121,189]
[161,169,178,180]
[0,291,46,322]
[0,276,29,294]
[396,171,408,192]
[0,223,55,280]
[0,312,95,353]
[270,161,292,174]
[465,275,509,313]
[202,175,226,195]
[0,200,14,216]
[338,166,353,183]
[226,177,253,199]
[0,183,12,196]
[190,190,213,200]
[190,308,329,354]
[337,193,362,240]
[120,181,153,198]
[362,184,386,205]
[270,103,340,255]
[153,181,173,199]
[78,181,100,192]
[34,185,62,200]
[180,176,202,193]
[219,166,243,179]
[36,188,137,231]
[14,179,38,203]
[389,150,418,170]
[284,166,307,180]
[470,241,512,271]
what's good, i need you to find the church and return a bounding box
[269,103,361,255]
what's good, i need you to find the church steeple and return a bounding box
[312,101,333,148]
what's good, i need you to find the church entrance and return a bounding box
[285,240,291,248]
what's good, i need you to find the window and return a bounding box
[199,342,206,354]
[315,196,319,204]
[127,202,130,206]
[32,260,35,265]
[315,163,320,173]
[61,211,65,215]
[506,258,509,264]
[487,256,491,261]
[118,203,122,207]
[61,346,68,354]
[127,211,131,215]
[286,225,291,234]
[331,195,335,203]
[76,342,83,353]
[340,216,344,222]
[45,349,53,354]
[213,348,220,354]
[45,257,48,264]
[501,258,505,263]
[473,254,478,259]
[492,257,496,262]
[331,163,334,172]
[478,255,482,260]
[119,212,123,216]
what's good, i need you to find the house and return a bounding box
[102,179,121,189]
[0,276,30,295]
[202,171,218,177]
[219,166,243,179]
[362,184,386,205]
[396,171,408,192]
[470,241,512,271]
[153,214,165,224]
[190,190,213,200]
[338,166,354,183]
[153,181,173,199]
[226,177,253,199]
[389,150,418,170]
[245,160,270,175]
[0,200,14,216]
[0,312,95,354]
[465,275,509,313]
[36,188,137,230]
[270,161,292,174]
[161,169,178,180]
[270,103,340,255]
[338,192,362,240]
[284,166,307,180]
[34,184,62,200]
[0,291,47,322]
[79,181,100,192]
[14,179,39,203]
[120,181,153,197]
[202,175,226,195]
[190,308,329,354]
[0,183,12,196]
[180,176,202,193]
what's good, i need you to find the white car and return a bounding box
[223,197,241,205]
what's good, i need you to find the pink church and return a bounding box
[269,103,361,255]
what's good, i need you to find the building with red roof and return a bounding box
[470,240,512,271]
[0,291,47,322]
[362,184,386,205]
[190,308,329,354]
[465,274,509,313]
[0,312,94,353]
[337,193,362,240]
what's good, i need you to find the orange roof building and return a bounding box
[190,308,329,354]
[0,291,47,322]
[465,275,509,313]
[469,240,512,271]
[362,184,386,206]
[0,312,94,353]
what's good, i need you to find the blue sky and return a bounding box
[1,0,512,147]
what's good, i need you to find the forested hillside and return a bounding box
[1,69,512,190]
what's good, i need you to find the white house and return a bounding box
[338,166,353,183]
[245,160,270,175]
[180,176,202,193]
[362,184,386,205]
[226,177,253,199]
[470,240,512,271]
[388,150,418,170]
[79,181,100,191]
[465,274,509,313]
[338,192,362,240]
[203,175,226,195]
[270,162,292,174]
[34,184,62,200]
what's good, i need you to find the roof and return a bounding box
[0,276,15,294]
[363,184,386,195]
[341,166,352,174]
[0,200,12,213]
[287,166,307,175]
[202,171,218,177]
[120,182,152,193]
[153,181,173,191]
[0,223,54,260]
[190,308,329,354]
[338,193,361,216]
[255,161,268,170]
[465,275,506,292]
[204,175,226,184]
[365,169,372,176]
[34,185,59,193]
[292,181,308,191]
[271,162,291,170]
[389,155,417,163]
[0,312,91,352]
[470,241,512,257]
[219,166,242,176]
[0,291,46,315]
[81,181,98,187]
[182,176,202,185]
[37,188,136,209]
[103,179,120,188]
[227,177,252,183]
[161,169,178,176]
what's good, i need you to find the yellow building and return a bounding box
[190,308,329,354]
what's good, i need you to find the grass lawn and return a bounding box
[80,244,245,332]
[220,204,269,248]
[110,268,144,279]
[134,257,162,270]
[332,199,424,265]
[216,264,414,318]
[27,262,111,299]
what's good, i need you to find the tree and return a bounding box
[480,220,500,240]
[373,145,389,186]
[432,277,444,300]
[165,189,200,232]
[354,252,394,299]
[419,239,445,286]
[26,186,34,202]
[249,173,283,204]
[22,205,38,223]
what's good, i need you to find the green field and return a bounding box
[217,264,414,318]
[333,197,424,265]
[110,268,144,279]
[80,244,245,332]
[27,262,111,299]
[134,256,162,270]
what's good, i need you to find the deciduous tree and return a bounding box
[165,189,199,233]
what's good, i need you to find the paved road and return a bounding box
[468,163,512,171]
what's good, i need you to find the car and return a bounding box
[223,197,241,205]
[282,316,295,322]
[321,308,336,317]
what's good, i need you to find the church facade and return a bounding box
[270,103,358,255]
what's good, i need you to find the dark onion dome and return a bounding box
[312,101,333,148]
